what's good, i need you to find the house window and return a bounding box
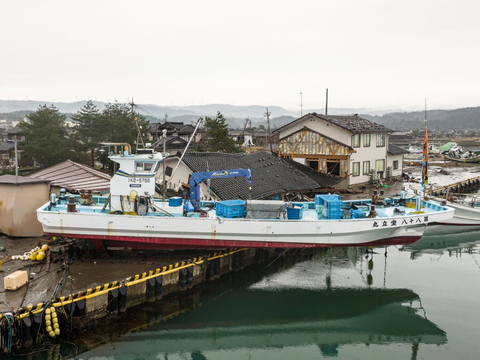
[165,166,173,177]
[363,134,371,147]
[363,161,370,175]
[376,159,385,172]
[352,162,360,176]
[393,160,399,170]
[135,161,155,173]
[352,134,360,148]
[376,134,385,147]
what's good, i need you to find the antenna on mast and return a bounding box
[325,88,329,117]
[299,91,303,116]
[129,97,145,151]
[424,98,427,125]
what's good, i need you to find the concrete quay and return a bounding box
[0,235,273,355]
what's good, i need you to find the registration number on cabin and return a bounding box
[128,178,151,184]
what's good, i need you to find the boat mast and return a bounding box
[422,99,428,200]
[167,117,204,184]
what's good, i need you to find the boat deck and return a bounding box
[39,196,447,221]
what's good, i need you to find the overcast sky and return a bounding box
[1,0,479,113]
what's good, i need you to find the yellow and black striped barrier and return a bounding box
[13,248,246,319]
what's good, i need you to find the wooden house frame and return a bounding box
[278,127,355,177]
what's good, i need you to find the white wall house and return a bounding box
[275,113,404,187]
[387,143,408,179]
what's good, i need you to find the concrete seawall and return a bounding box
[1,246,267,355]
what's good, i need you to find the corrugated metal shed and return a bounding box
[28,160,111,193]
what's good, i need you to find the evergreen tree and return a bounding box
[20,105,73,168]
[204,111,243,153]
[71,100,103,167]
[101,102,150,159]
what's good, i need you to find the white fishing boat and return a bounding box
[36,143,454,252]
[423,197,480,234]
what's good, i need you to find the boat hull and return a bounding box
[443,155,480,163]
[427,198,480,234]
[37,210,444,250]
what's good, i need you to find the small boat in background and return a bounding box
[440,142,480,163]
[443,154,480,163]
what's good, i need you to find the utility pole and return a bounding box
[264,108,273,153]
[299,91,303,117]
[14,138,18,177]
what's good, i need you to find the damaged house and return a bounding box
[274,113,407,187]
[157,151,343,201]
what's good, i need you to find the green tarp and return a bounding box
[439,142,457,152]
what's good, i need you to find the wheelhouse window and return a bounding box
[135,161,155,173]
[376,134,386,147]
[363,134,371,147]
[352,162,360,176]
[393,160,399,170]
[363,161,370,175]
[352,134,360,148]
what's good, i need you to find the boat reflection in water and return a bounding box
[73,248,446,360]
[403,228,480,258]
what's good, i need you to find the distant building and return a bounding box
[149,121,202,152]
[0,126,25,166]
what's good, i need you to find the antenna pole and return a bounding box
[264,108,273,153]
[325,88,328,117]
[299,91,303,116]
[130,97,145,151]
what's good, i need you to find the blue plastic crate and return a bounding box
[327,201,343,211]
[316,195,343,209]
[287,203,304,220]
[328,209,343,219]
[168,197,183,207]
[216,200,246,218]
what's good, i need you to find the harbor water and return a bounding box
[14,230,478,360]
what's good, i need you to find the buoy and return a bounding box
[41,244,50,252]
[46,326,52,333]
[54,328,60,335]
[30,252,38,261]
[36,252,45,261]
[45,314,51,321]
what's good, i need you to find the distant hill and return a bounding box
[1,99,479,130]
[361,107,480,130]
